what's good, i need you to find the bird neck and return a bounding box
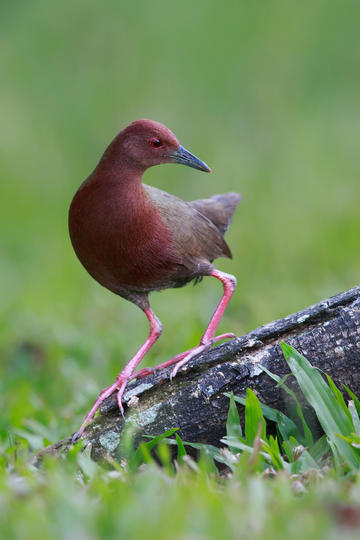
[95,156,144,183]
[96,134,146,179]
[76,155,152,223]
[77,142,154,218]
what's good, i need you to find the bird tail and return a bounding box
[190,192,241,236]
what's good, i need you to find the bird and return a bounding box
[69,119,241,441]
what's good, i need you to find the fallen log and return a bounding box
[37,286,360,463]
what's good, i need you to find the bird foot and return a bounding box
[133,332,236,382]
[72,332,236,443]
[72,374,130,443]
[132,366,158,379]
[169,342,211,381]
[168,332,234,379]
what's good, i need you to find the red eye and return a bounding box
[150,137,163,148]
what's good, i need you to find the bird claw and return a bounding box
[169,333,236,382]
[72,377,130,443]
[169,357,191,381]
[169,362,183,381]
[117,388,126,418]
[71,431,80,444]
[132,366,156,380]
[169,343,207,381]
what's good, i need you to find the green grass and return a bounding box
[2,0,360,537]
[4,343,360,539]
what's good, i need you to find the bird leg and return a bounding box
[133,269,236,380]
[72,308,162,442]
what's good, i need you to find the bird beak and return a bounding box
[170,145,211,173]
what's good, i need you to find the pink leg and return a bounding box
[72,308,162,442]
[133,269,236,381]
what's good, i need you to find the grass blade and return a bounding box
[129,428,178,471]
[281,342,360,468]
[175,433,187,462]
[245,388,266,445]
[325,374,352,423]
[348,401,360,437]
[260,363,313,447]
[226,392,243,439]
[225,392,300,442]
[344,385,360,419]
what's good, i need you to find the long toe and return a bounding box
[116,378,131,417]
[132,350,191,381]
[170,333,236,380]
[71,431,81,444]
[73,376,130,441]
[207,332,236,345]
[132,333,236,385]
[170,342,211,380]
[131,366,155,380]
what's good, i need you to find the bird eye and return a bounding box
[150,137,163,148]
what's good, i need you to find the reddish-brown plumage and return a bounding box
[69,119,241,440]
[69,174,179,308]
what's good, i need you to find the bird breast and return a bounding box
[68,180,181,293]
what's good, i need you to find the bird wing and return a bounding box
[189,192,241,235]
[143,185,233,269]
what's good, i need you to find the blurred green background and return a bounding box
[1,0,359,440]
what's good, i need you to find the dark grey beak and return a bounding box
[170,145,211,173]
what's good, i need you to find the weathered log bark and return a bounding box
[37,286,360,463]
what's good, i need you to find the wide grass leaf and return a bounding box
[309,434,330,462]
[281,342,360,468]
[260,363,313,447]
[225,392,300,442]
[226,392,242,439]
[129,428,179,471]
[348,401,360,437]
[325,374,352,423]
[344,385,360,420]
[245,388,266,445]
[175,433,187,462]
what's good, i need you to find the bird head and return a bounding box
[115,119,211,173]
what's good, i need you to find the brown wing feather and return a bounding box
[143,185,232,270]
[190,192,241,235]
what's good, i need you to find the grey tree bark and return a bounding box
[37,286,360,463]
